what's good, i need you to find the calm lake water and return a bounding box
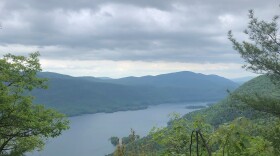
[28,102,209,156]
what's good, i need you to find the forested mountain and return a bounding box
[32,71,238,116]
[119,75,280,155]
[184,75,278,126]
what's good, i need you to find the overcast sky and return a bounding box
[0,0,279,78]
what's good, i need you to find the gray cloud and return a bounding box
[0,0,279,64]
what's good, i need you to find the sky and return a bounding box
[0,0,279,79]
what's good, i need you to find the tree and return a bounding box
[228,10,280,77]
[110,136,120,146]
[0,52,69,155]
[228,8,280,154]
[150,114,213,155]
[211,117,273,156]
[228,9,280,117]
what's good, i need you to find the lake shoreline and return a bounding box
[65,100,217,117]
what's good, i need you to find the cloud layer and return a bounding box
[0,0,278,78]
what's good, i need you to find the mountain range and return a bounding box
[32,71,239,116]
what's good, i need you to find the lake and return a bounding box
[28,102,209,156]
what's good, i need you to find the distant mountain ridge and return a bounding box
[97,71,235,88]
[33,71,239,116]
[231,76,256,84]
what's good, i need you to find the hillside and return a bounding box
[184,75,279,126]
[32,71,238,116]
[119,75,280,155]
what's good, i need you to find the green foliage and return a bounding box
[182,76,276,127]
[0,53,69,155]
[150,114,212,155]
[150,115,191,155]
[228,9,280,116]
[226,9,280,153]
[228,10,280,76]
[231,92,280,117]
[211,117,273,156]
[110,137,120,146]
[113,144,125,156]
[110,129,159,156]
[229,65,280,118]
[121,129,140,145]
[139,116,275,156]
[257,118,280,155]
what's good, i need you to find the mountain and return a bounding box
[183,75,275,126]
[100,71,236,88]
[231,76,255,84]
[37,72,73,79]
[32,71,239,116]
